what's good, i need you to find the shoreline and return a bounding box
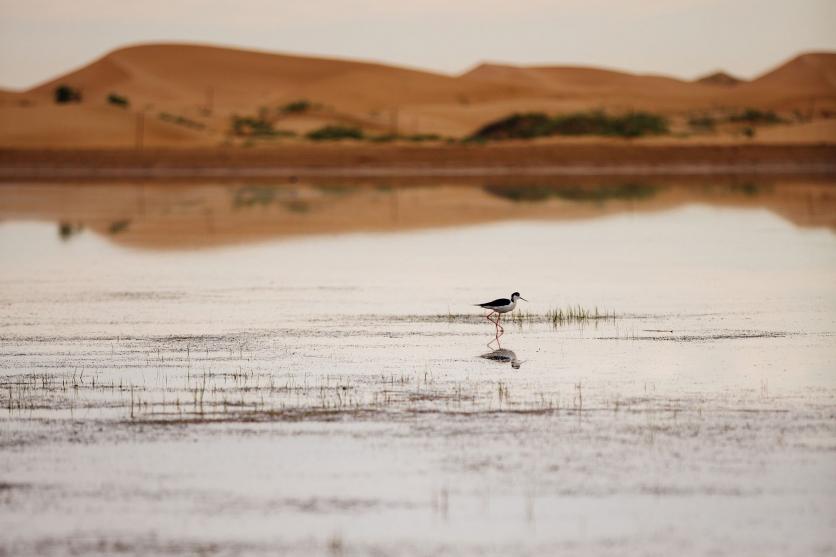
[1,143,834,180]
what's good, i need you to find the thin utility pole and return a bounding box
[390,107,399,136]
[206,86,214,116]
[135,111,145,151]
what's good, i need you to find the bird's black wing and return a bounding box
[477,298,511,308]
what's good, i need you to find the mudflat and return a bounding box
[1,143,835,179]
[1,178,835,556]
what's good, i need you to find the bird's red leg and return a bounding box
[496,313,504,337]
[487,333,500,349]
[485,310,500,350]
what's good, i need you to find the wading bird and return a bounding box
[476,292,527,338]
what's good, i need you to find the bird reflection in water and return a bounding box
[480,348,524,369]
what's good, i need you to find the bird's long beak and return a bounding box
[520,297,528,302]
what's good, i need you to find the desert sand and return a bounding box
[0,44,835,150]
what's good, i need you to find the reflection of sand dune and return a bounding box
[1,44,835,146]
[1,180,833,250]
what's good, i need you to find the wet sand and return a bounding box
[1,143,835,180]
[1,181,835,556]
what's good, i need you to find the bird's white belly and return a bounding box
[494,302,516,314]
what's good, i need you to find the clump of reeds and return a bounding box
[545,305,616,325]
[507,310,538,325]
[508,305,616,326]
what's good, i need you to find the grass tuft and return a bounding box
[107,93,129,108]
[280,100,312,114]
[509,306,617,326]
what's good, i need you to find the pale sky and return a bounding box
[1,0,835,90]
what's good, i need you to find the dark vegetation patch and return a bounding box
[471,111,670,140]
[106,93,129,108]
[54,84,82,104]
[280,99,312,113]
[484,183,658,203]
[108,220,131,235]
[688,115,716,131]
[729,108,785,125]
[369,133,443,143]
[687,108,787,133]
[473,113,553,140]
[307,125,364,141]
[230,113,293,137]
[58,222,83,240]
[159,112,206,130]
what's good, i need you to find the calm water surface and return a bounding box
[1,179,835,556]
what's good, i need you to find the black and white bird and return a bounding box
[475,292,527,336]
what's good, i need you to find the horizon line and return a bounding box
[3,40,832,93]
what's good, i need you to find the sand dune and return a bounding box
[694,72,743,87]
[0,104,214,148]
[1,43,835,147]
[26,44,528,114]
[458,63,725,115]
[725,52,836,109]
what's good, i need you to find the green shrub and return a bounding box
[729,108,783,125]
[471,111,668,140]
[307,125,364,141]
[58,222,82,240]
[369,134,398,143]
[281,100,312,113]
[230,114,293,137]
[547,112,610,135]
[231,115,272,136]
[607,112,669,137]
[405,133,442,142]
[160,112,206,130]
[550,111,668,137]
[107,93,129,108]
[108,220,130,234]
[472,113,553,140]
[54,84,81,104]
[688,115,716,131]
[370,133,442,143]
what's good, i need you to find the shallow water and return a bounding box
[1,179,835,556]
